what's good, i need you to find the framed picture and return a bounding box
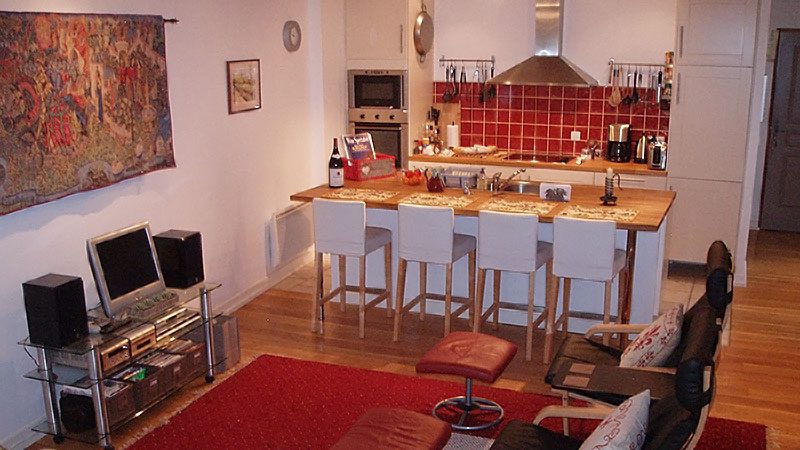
[226,59,261,114]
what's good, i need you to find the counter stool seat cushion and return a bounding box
[416,332,517,383]
[331,408,452,450]
[364,226,392,254]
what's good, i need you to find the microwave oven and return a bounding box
[348,69,407,110]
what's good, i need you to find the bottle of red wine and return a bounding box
[328,138,344,188]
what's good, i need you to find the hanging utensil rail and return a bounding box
[439,55,495,69]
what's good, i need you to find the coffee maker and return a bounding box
[607,123,631,162]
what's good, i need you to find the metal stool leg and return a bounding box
[431,378,504,431]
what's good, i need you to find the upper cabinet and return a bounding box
[675,0,757,67]
[346,0,407,63]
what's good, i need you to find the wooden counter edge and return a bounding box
[409,155,668,177]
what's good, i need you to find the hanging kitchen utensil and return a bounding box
[413,3,434,63]
[630,68,640,104]
[608,66,622,107]
[621,68,633,105]
[442,63,452,102]
[451,64,459,97]
[655,70,663,104]
[488,63,496,98]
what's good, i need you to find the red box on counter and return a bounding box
[343,153,396,181]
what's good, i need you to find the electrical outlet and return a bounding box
[570,131,581,141]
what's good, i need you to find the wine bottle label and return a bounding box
[329,168,344,187]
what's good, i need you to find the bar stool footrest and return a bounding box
[432,395,505,431]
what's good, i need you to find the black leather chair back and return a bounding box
[663,297,720,368]
[705,240,733,315]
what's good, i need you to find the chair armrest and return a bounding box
[584,323,649,339]
[533,405,612,425]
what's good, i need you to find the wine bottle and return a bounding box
[328,138,344,188]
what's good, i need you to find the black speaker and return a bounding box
[154,229,205,289]
[23,274,89,348]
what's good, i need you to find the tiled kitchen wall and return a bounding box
[432,83,671,155]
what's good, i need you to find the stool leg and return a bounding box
[526,271,535,361]
[562,278,571,337]
[338,255,347,312]
[312,252,323,334]
[492,270,501,330]
[468,250,476,328]
[384,243,393,317]
[603,280,612,346]
[393,258,408,342]
[474,268,487,332]
[358,255,366,339]
[544,261,557,363]
[444,262,453,336]
[419,262,427,321]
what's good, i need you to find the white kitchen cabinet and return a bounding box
[593,173,667,190]
[675,0,757,67]
[667,65,752,182]
[666,177,742,263]
[345,0,407,63]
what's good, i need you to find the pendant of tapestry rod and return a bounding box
[163,18,179,23]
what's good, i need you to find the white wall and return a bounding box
[433,0,676,83]
[0,0,345,444]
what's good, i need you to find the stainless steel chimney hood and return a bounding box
[488,0,598,87]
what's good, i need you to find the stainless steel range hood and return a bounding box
[488,0,597,87]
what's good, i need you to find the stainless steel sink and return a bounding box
[501,180,540,194]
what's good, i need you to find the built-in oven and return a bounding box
[349,115,408,169]
[348,69,409,169]
[348,69,407,110]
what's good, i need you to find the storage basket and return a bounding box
[343,153,396,181]
[442,168,479,189]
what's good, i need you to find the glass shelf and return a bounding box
[23,365,96,389]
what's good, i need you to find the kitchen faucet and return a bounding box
[491,168,527,193]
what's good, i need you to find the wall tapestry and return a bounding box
[0,12,175,216]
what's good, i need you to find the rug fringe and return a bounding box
[766,426,781,449]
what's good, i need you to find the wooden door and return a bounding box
[675,0,757,67]
[667,65,752,182]
[760,30,800,232]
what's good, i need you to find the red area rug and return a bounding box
[130,354,766,449]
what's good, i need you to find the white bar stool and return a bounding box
[474,210,556,362]
[393,204,476,341]
[312,198,392,338]
[552,216,628,345]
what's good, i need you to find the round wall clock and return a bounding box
[282,20,302,52]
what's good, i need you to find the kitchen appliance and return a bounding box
[348,69,407,110]
[487,0,597,86]
[648,137,668,170]
[634,134,651,164]
[607,124,631,162]
[348,70,408,169]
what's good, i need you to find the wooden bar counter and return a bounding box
[290,178,675,336]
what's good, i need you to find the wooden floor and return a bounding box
[28,230,800,449]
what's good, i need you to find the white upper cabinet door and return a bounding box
[667,65,753,182]
[346,0,407,62]
[675,0,757,67]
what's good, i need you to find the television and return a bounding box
[87,222,166,320]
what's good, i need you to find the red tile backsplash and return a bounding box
[433,82,671,156]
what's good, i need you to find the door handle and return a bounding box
[400,25,404,54]
[675,73,681,105]
[678,26,684,58]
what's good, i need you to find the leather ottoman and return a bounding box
[416,332,518,430]
[331,407,452,450]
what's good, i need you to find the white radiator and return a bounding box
[266,202,313,272]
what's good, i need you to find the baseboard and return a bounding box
[2,417,46,450]
[219,249,314,314]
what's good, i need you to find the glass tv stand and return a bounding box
[19,283,222,450]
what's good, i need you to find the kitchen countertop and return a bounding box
[409,153,667,177]
[290,178,675,232]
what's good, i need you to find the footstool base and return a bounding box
[433,378,504,431]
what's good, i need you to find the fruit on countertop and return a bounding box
[400,169,424,185]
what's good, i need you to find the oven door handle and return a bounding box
[354,125,404,131]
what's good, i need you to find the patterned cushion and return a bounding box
[579,390,650,450]
[620,304,684,367]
